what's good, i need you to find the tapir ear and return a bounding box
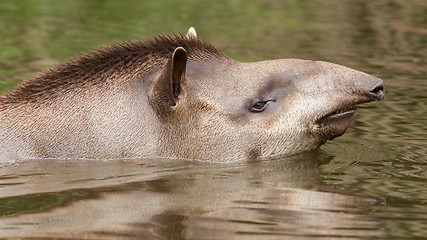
[148,47,187,117]
[186,27,197,39]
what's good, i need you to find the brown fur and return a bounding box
[0,35,227,107]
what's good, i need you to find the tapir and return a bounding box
[0,28,384,162]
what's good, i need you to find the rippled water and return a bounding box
[0,0,426,239]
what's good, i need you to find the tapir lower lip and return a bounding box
[314,106,357,140]
[316,108,356,126]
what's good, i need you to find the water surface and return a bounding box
[0,0,426,239]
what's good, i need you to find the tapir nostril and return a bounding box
[369,81,385,100]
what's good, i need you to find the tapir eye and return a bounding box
[250,100,272,112]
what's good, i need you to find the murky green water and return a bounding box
[0,0,426,239]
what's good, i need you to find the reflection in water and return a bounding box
[0,152,384,239]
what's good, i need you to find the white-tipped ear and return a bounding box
[186,27,197,39]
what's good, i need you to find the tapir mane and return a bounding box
[0,34,227,106]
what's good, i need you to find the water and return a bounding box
[0,0,426,239]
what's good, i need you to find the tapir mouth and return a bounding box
[315,106,357,140]
[317,107,356,125]
[314,97,382,140]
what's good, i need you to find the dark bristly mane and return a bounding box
[0,34,228,106]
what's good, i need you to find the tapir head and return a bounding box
[148,28,385,161]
